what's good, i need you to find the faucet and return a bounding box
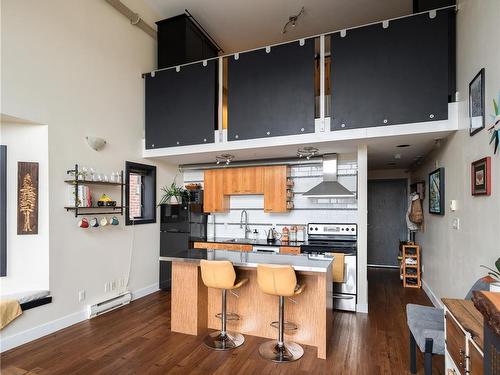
[240,210,251,239]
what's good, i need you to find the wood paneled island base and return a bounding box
[170,261,333,359]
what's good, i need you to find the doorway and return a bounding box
[367,179,407,267]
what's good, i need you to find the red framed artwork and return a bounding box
[471,157,491,196]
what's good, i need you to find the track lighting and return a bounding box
[215,154,235,166]
[282,7,304,34]
[297,146,319,159]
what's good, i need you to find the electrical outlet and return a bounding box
[78,290,86,302]
[111,280,117,291]
[452,218,460,230]
[421,265,425,274]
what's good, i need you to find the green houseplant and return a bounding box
[481,257,500,292]
[158,180,188,205]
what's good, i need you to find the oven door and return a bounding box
[333,254,357,295]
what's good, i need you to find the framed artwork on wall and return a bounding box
[17,162,39,235]
[469,68,485,136]
[429,167,445,215]
[471,157,491,196]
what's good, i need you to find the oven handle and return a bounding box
[332,294,355,300]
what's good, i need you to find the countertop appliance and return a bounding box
[300,223,357,312]
[159,202,207,291]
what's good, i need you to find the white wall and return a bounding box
[411,0,500,301]
[0,0,177,350]
[0,122,49,294]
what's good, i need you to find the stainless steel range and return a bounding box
[300,223,357,312]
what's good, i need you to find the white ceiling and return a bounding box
[145,0,413,52]
[157,131,454,170]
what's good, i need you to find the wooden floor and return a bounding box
[1,268,444,375]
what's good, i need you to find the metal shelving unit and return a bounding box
[65,164,125,218]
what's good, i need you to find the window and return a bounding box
[125,161,156,225]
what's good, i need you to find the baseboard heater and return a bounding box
[87,291,132,319]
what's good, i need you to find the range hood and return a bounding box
[303,154,355,198]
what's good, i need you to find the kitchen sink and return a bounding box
[223,238,252,243]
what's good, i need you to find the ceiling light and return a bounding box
[215,154,234,165]
[394,153,402,160]
[397,144,410,148]
[297,146,319,159]
[282,6,304,34]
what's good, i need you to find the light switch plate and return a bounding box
[78,290,85,302]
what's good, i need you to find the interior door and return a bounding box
[367,179,407,267]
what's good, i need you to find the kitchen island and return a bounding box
[160,249,333,359]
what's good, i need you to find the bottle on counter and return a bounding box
[296,225,305,242]
[281,226,289,242]
[253,229,259,241]
[289,226,297,242]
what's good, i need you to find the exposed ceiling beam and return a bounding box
[105,0,157,40]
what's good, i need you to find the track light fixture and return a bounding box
[282,6,305,34]
[297,146,319,160]
[215,154,235,165]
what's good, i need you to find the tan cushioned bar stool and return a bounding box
[257,264,305,362]
[200,260,248,350]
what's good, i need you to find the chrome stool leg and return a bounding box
[259,296,304,362]
[204,289,245,351]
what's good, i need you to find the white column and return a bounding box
[357,144,368,313]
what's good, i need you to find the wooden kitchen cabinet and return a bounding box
[203,169,229,213]
[263,166,289,213]
[223,167,264,195]
[280,246,301,255]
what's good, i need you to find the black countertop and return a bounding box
[198,237,305,247]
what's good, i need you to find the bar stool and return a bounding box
[200,259,248,350]
[256,264,305,362]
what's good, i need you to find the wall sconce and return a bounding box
[86,136,107,151]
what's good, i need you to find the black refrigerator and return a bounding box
[159,202,207,291]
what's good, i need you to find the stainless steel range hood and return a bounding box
[303,154,355,198]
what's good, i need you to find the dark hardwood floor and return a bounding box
[1,268,443,374]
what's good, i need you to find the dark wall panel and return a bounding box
[331,9,451,130]
[145,60,217,149]
[227,39,315,141]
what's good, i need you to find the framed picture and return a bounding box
[469,68,485,136]
[429,167,445,215]
[17,162,39,235]
[471,157,491,196]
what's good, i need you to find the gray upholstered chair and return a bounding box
[406,279,490,375]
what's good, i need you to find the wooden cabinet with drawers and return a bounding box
[203,166,290,213]
[443,299,484,375]
[445,313,467,375]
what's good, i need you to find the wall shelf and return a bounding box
[65,164,125,218]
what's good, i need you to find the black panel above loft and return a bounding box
[145,60,217,149]
[330,9,453,131]
[227,39,315,141]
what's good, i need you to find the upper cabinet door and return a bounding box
[227,39,315,141]
[330,9,452,130]
[145,60,217,149]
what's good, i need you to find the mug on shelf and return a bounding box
[78,217,89,229]
[90,217,99,228]
[110,216,119,226]
[100,217,109,227]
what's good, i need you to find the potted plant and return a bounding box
[158,180,188,205]
[481,257,500,292]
